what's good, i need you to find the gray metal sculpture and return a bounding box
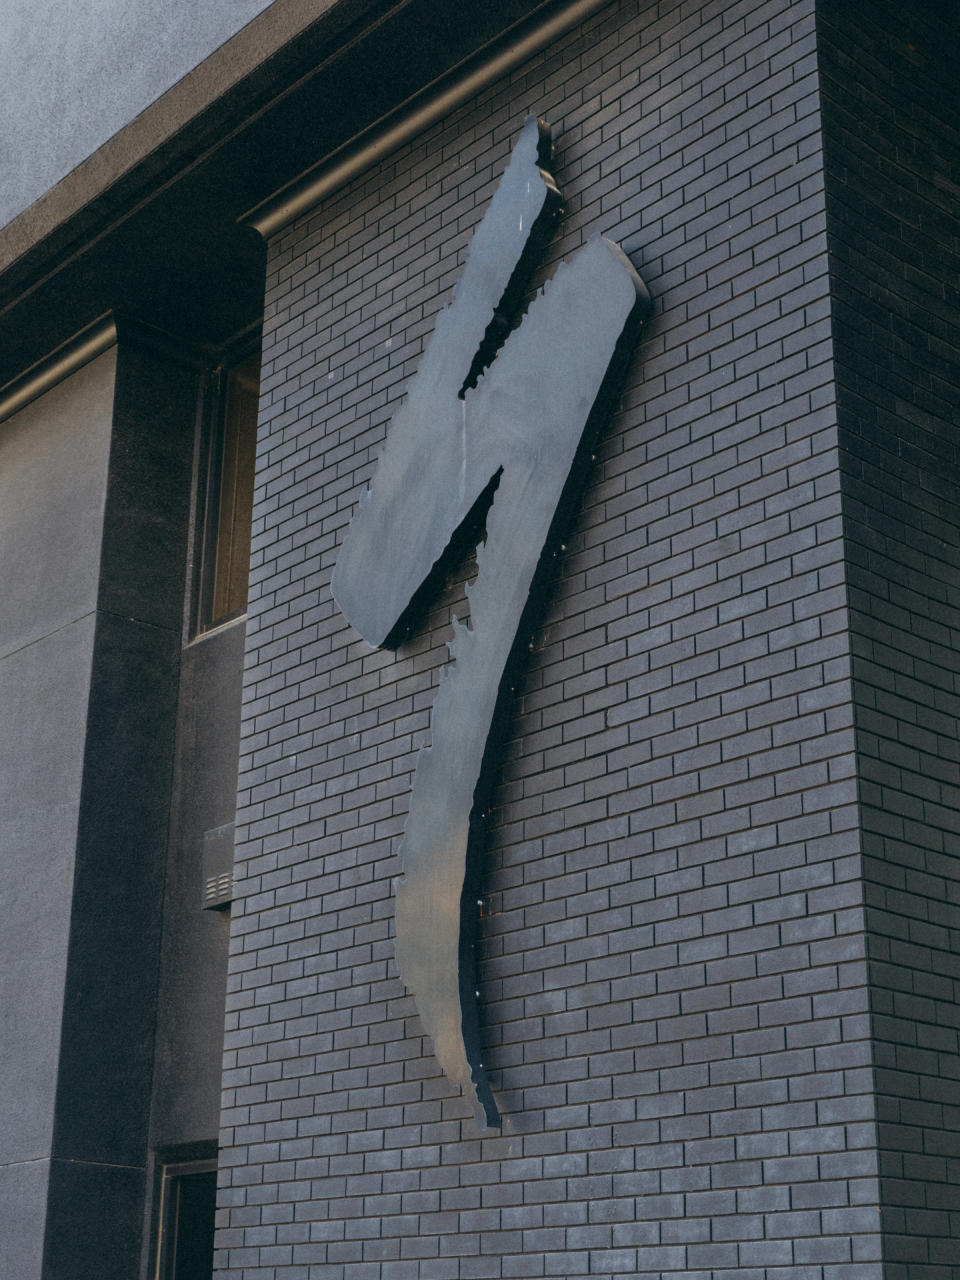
[333,116,651,1127]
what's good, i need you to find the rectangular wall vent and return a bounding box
[201,822,235,910]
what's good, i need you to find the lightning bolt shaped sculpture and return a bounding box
[333,117,651,1127]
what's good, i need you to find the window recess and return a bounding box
[196,349,260,632]
[154,1158,218,1280]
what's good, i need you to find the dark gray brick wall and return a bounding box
[820,2,960,1276]
[217,1,885,1275]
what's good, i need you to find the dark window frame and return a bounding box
[153,1156,219,1280]
[194,343,261,635]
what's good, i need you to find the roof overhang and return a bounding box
[0,0,614,402]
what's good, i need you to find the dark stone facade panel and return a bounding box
[820,1,960,1276]
[150,617,246,1152]
[221,0,882,1275]
[43,1157,146,1280]
[42,340,200,1276]
[51,611,183,1167]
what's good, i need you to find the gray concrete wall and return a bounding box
[0,350,116,1279]
[0,0,273,228]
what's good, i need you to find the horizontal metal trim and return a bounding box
[244,0,613,239]
[0,313,117,426]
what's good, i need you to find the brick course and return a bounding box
[218,0,888,1274]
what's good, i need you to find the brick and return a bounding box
[208,0,959,1273]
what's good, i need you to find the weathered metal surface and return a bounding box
[333,116,651,1127]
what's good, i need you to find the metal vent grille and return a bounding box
[201,822,235,910]
[203,870,234,909]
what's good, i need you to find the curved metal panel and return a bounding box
[333,117,651,1126]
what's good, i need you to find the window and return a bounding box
[154,1159,218,1280]
[197,350,260,631]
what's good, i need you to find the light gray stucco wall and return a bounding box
[0,349,116,1278]
[0,0,273,228]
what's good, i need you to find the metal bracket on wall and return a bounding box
[333,116,651,1128]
